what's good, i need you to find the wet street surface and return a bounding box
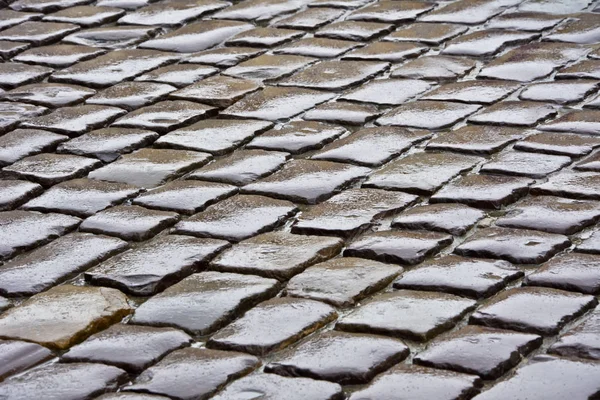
[0,0,599,398]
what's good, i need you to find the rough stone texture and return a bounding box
[0,340,54,381]
[549,310,600,360]
[392,203,485,236]
[524,253,600,295]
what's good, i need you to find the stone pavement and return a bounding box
[0,0,599,398]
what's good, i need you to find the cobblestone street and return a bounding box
[0,0,599,398]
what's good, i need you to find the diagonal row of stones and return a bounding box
[0,0,599,399]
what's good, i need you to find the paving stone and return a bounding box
[316,21,393,41]
[390,55,476,81]
[224,54,316,81]
[531,171,600,200]
[470,287,597,335]
[0,21,79,45]
[173,194,297,242]
[156,119,272,155]
[309,0,371,8]
[51,49,179,88]
[514,132,600,157]
[576,151,600,172]
[344,230,453,266]
[57,127,159,162]
[266,331,409,384]
[341,41,427,62]
[85,234,228,295]
[421,0,521,24]
[414,326,542,379]
[0,284,131,349]
[213,0,313,21]
[394,255,522,299]
[132,271,278,335]
[185,47,265,67]
[497,196,600,235]
[392,203,485,236]
[556,59,600,79]
[292,189,417,238]
[469,101,557,126]
[444,30,538,57]
[133,180,236,215]
[519,80,598,104]
[11,0,93,12]
[272,7,345,29]
[549,310,600,360]
[427,125,524,155]
[0,340,53,382]
[0,128,67,166]
[13,44,105,67]
[486,11,564,31]
[546,13,600,44]
[79,205,179,242]
[285,257,402,307]
[363,152,482,195]
[0,101,49,130]
[339,78,431,106]
[422,80,520,105]
[0,232,127,297]
[23,178,141,217]
[518,0,592,14]
[385,22,467,45]
[226,27,304,47]
[3,153,101,187]
[0,10,42,31]
[347,1,433,23]
[275,37,361,58]
[97,394,170,400]
[578,230,600,254]
[44,5,125,26]
[303,101,379,126]
[139,20,253,53]
[0,362,126,400]
[377,101,481,129]
[134,64,218,88]
[0,62,53,89]
[62,324,191,372]
[208,297,336,355]
[279,60,388,90]
[222,87,334,121]
[89,148,212,188]
[63,25,159,49]
[212,373,343,400]
[0,41,29,59]
[97,0,151,8]
[524,252,600,295]
[243,159,370,204]
[118,0,228,26]
[348,364,482,400]
[126,348,258,400]
[455,227,570,264]
[169,75,260,107]
[21,104,126,136]
[246,121,346,154]
[210,231,343,280]
[539,110,600,135]
[0,297,9,312]
[480,150,571,178]
[188,149,288,186]
[0,180,42,211]
[585,92,600,109]
[86,81,177,110]
[2,83,96,108]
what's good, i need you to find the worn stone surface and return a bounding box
[531,171,600,200]
[480,150,571,178]
[86,82,176,110]
[443,30,538,57]
[279,60,388,90]
[578,230,600,254]
[549,310,600,360]
[0,180,42,211]
[524,253,600,295]
[392,203,485,236]
[0,128,67,166]
[224,54,316,82]
[169,75,260,107]
[469,101,557,127]
[385,22,467,45]
[303,101,379,126]
[519,80,598,104]
[514,131,600,157]
[134,64,217,88]
[316,21,393,41]
[275,37,361,58]
[246,121,346,154]
[391,55,476,80]
[0,340,53,382]
[423,80,520,105]
[15,44,105,67]
[3,82,96,107]
[377,101,481,129]
[342,41,427,62]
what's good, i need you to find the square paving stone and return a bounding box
[213,0,312,21]
[427,125,524,155]
[469,101,557,126]
[131,271,279,335]
[285,257,402,307]
[173,194,297,242]
[187,149,289,186]
[303,101,379,126]
[0,21,79,45]
[385,22,468,45]
[480,150,571,178]
[272,7,345,29]
[0,180,42,211]
[519,80,599,104]
[348,364,481,400]
[0,128,67,166]
[13,44,106,68]
[0,340,54,382]
[155,119,273,155]
[169,75,260,108]
[246,121,346,154]
[557,60,600,79]
[470,287,598,336]
[363,152,482,195]
[85,234,228,295]
[184,47,265,67]
[391,55,476,81]
[3,153,101,187]
[532,171,600,201]
[0,284,131,350]
[549,310,600,360]
[265,331,409,385]
[377,101,481,129]
[22,178,141,217]
[0,232,127,297]
[291,188,417,238]
[61,25,162,49]
[497,196,600,235]
[243,159,370,204]
[133,180,237,215]
[118,0,228,26]
[275,37,362,58]
[125,348,259,400]
[391,203,485,236]
[278,60,388,90]
[344,230,453,266]
[430,174,534,209]
[455,227,570,264]
[208,297,337,356]
[62,324,191,373]
[2,83,96,108]
[21,104,126,136]
[339,79,431,106]
[524,252,600,295]
[210,231,343,281]
[223,54,316,82]
[57,127,159,162]
[86,82,177,110]
[111,100,216,133]
[546,13,600,44]
[420,0,518,24]
[422,80,520,105]
[89,148,212,188]
[394,255,523,299]
[226,27,305,47]
[0,62,53,89]
[538,110,600,135]
[222,87,334,121]
[347,1,433,23]
[337,290,475,341]
[44,5,124,26]
[486,11,565,31]
[514,131,600,157]
[134,64,218,88]
[316,21,393,41]
[442,30,538,57]
[341,41,427,62]
[576,151,600,172]
[0,362,127,400]
[414,326,542,379]
[79,205,179,242]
